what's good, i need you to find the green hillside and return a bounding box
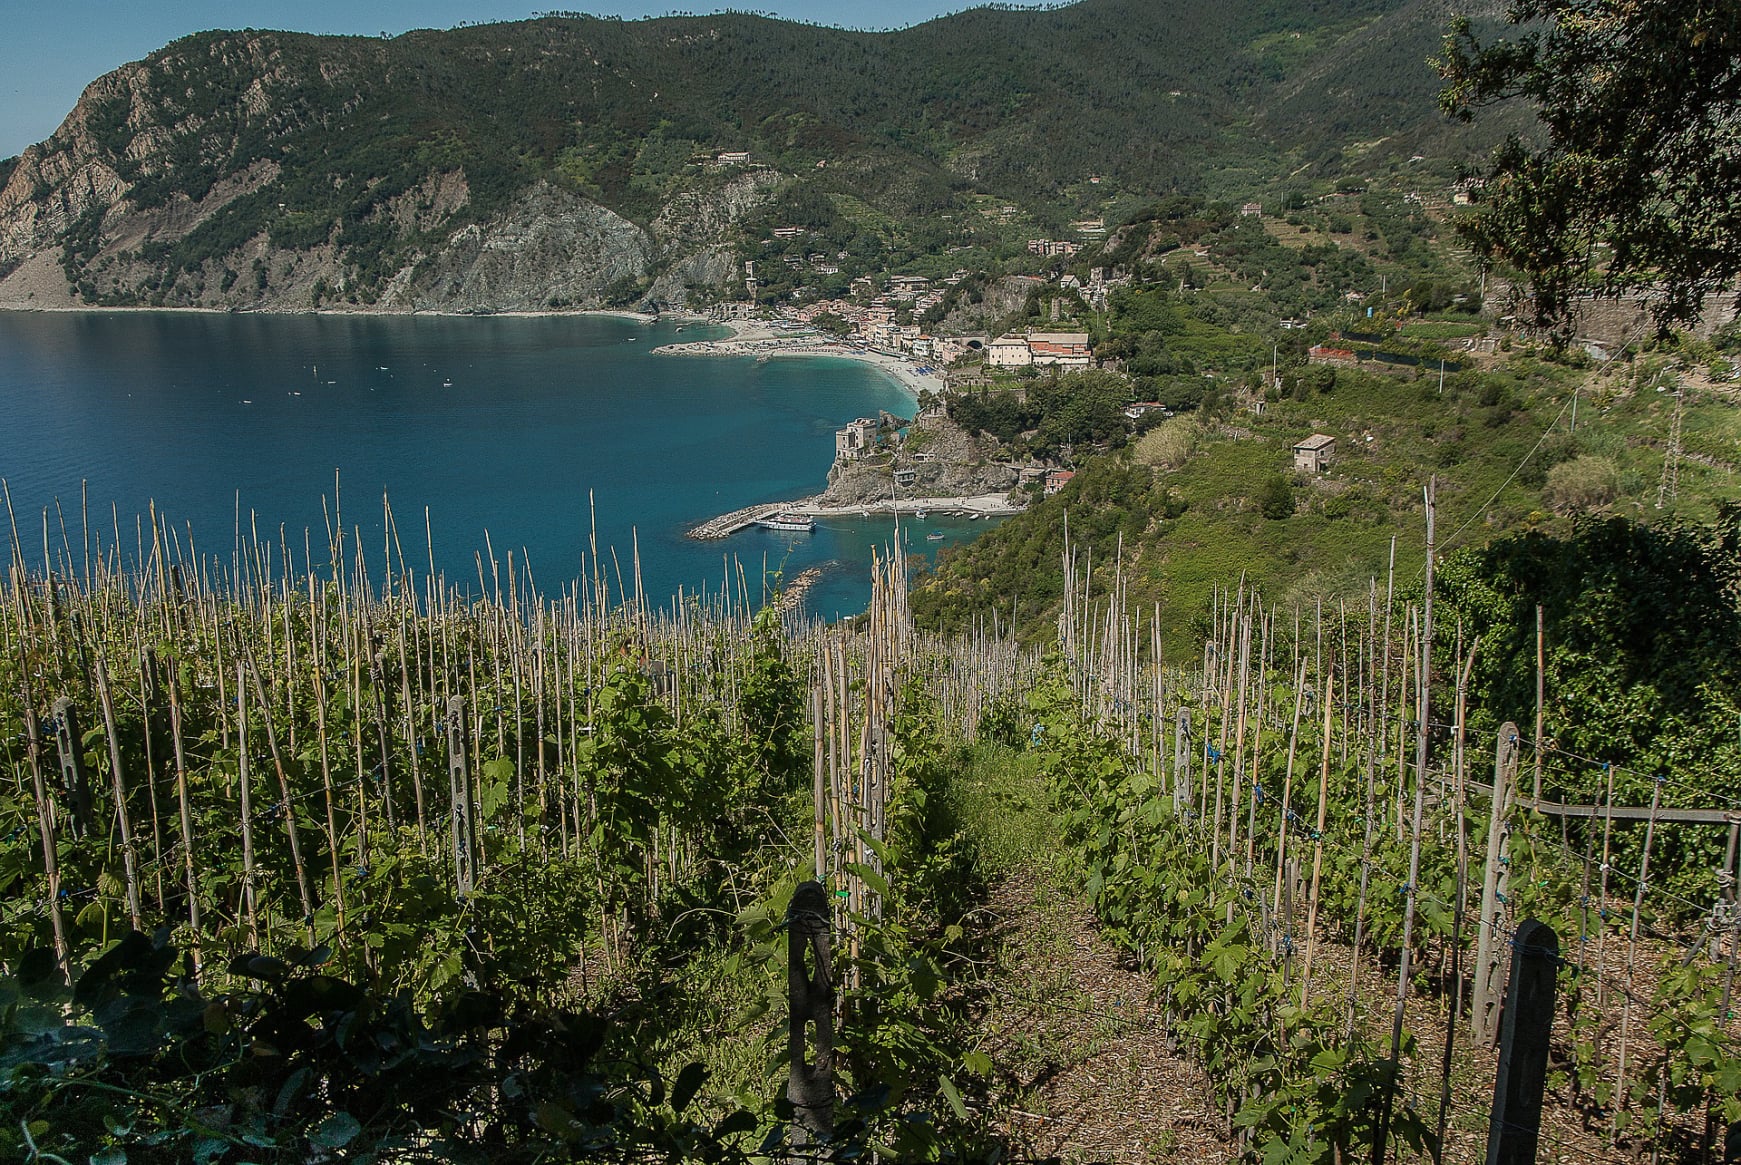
[5,0,1520,306]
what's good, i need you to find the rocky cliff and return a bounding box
[0,34,780,313]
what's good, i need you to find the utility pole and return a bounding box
[1657,376,1684,509]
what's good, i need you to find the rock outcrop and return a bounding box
[821,412,1018,506]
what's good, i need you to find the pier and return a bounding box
[687,503,787,540]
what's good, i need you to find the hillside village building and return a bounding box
[986,332,1092,369]
[1027,332,1091,368]
[1308,345,1359,367]
[986,335,1034,368]
[1293,434,1336,473]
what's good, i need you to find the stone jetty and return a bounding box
[687,502,791,540]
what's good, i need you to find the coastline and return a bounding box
[0,302,683,325]
[651,325,945,406]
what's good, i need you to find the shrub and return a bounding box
[1134,416,1198,470]
[1258,474,1295,519]
[1543,454,1621,514]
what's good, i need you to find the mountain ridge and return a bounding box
[0,0,1509,313]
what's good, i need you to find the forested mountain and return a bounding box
[0,0,1513,312]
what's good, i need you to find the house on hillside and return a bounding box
[1293,434,1336,474]
[1045,469,1077,495]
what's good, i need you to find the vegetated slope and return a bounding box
[911,351,1741,653]
[0,0,1503,312]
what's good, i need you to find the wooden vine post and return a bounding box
[1485,919,1559,1165]
[22,705,71,981]
[786,879,835,1149]
[1474,722,1521,1046]
[93,659,144,931]
[447,695,475,896]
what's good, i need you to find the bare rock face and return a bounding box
[387,183,654,312]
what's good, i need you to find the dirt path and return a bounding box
[975,868,1231,1164]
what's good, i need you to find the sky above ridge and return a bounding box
[0,0,1015,159]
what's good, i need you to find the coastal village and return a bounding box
[666,188,1508,541]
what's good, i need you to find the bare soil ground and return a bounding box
[974,867,1231,1164]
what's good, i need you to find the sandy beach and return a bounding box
[651,322,946,402]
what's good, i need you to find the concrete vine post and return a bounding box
[786,879,836,1150]
[1474,722,1521,1047]
[50,697,94,838]
[1173,706,1193,812]
[1485,920,1559,1165]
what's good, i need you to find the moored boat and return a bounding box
[756,512,815,532]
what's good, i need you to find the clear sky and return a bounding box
[0,1,1002,159]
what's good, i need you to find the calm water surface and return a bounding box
[0,312,985,617]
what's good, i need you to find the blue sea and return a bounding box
[0,311,986,617]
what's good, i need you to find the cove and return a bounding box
[0,311,981,617]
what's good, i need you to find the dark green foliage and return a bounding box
[0,932,764,1162]
[911,455,1176,634]
[1439,514,1741,773]
[1439,0,1741,330]
[1257,473,1295,519]
[945,369,1131,461]
[1437,514,1741,904]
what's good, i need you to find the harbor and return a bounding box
[687,492,1023,540]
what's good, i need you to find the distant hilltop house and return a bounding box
[1028,239,1081,257]
[835,417,880,460]
[714,151,751,166]
[1241,202,1263,217]
[1308,345,1359,368]
[1293,433,1336,474]
[1045,469,1077,495]
[1071,219,1107,237]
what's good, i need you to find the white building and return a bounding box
[986,335,1033,368]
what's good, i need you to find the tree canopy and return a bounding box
[1439,1,1741,331]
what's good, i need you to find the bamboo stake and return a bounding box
[93,656,144,931]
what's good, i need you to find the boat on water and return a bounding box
[926,530,945,541]
[756,512,815,532]
[914,509,928,520]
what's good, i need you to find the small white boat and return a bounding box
[914,509,928,520]
[756,512,815,532]
[442,379,453,387]
[926,530,945,541]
